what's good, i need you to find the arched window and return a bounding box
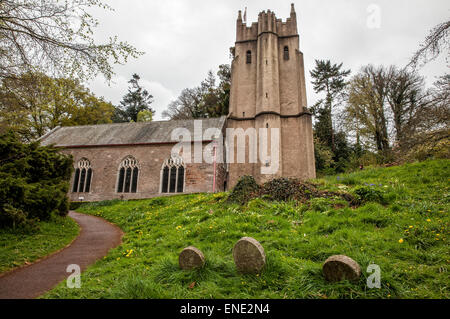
[283,46,289,60]
[117,156,139,193]
[72,158,92,193]
[160,157,185,193]
[246,50,252,64]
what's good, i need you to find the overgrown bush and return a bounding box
[69,201,84,210]
[228,175,357,206]
[314,137,334,171]
[0,131,73,230]
[227,175,260,204]
[0,204,38,232]
[403,134,450,162]
[353,185,386,204]
[262,178,316,201]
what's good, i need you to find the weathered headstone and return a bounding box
[179,246,205,270]
[233,237,266,274]
[322,255,361,282]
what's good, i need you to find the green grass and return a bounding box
[44,159,449,299]
[0,216,79,273]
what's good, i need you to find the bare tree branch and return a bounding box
[408,20,450,68]
[0,0,143,81]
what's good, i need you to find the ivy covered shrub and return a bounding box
[228,175,357,206]
[227,175,260,205]
[261,178,320,202]
[0,131,73,230]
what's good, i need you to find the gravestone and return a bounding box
[179,246,205,270]
[233,237,266,274]
[322,255,361,282]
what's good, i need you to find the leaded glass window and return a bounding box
[160,157,185,193]
[72,158,92,193]
[117,156,139,193]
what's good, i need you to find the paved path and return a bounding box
[0,211,123,299]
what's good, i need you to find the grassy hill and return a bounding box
[44,159,449,299]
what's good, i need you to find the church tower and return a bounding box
[226,4,316,188]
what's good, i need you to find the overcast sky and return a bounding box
[87,0,449,120]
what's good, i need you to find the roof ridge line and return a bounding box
[57,116,227,130]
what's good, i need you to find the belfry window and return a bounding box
[160,157,185,193]
[72,158,92,193]
[246,50,252,64]
[284,46,289,60]
[117,156,139,193]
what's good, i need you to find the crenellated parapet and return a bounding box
[236,3,298,43]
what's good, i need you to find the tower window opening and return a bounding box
[246,50,252,64]
[284,46,289,60]
[266,123,269,128]
[265,92,268,98]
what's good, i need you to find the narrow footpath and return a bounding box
[0,211,123,299]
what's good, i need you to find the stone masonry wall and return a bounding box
[63,142,223,202]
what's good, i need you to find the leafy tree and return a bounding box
[344,65,447,162]
[313,106,333,150]
[397,75,450,160]
[310,60,350,151]
[386,66,428,148]
[346,65,391,160]
[114,74,154,122]
[198,70,219,117]
[0,72,115,141]
[313,136,334,171]
[0,131,73,230]
[215,64,231,116]
[162,64,231,119]
[0,0,142,81]
[162,87,205,120]
[137,109,153,122]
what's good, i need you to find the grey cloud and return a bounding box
[87,0,449,120]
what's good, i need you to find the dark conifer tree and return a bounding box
[310,60,350,152]
[114,74,154,122]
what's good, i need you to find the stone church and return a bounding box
[40,4,315,202]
